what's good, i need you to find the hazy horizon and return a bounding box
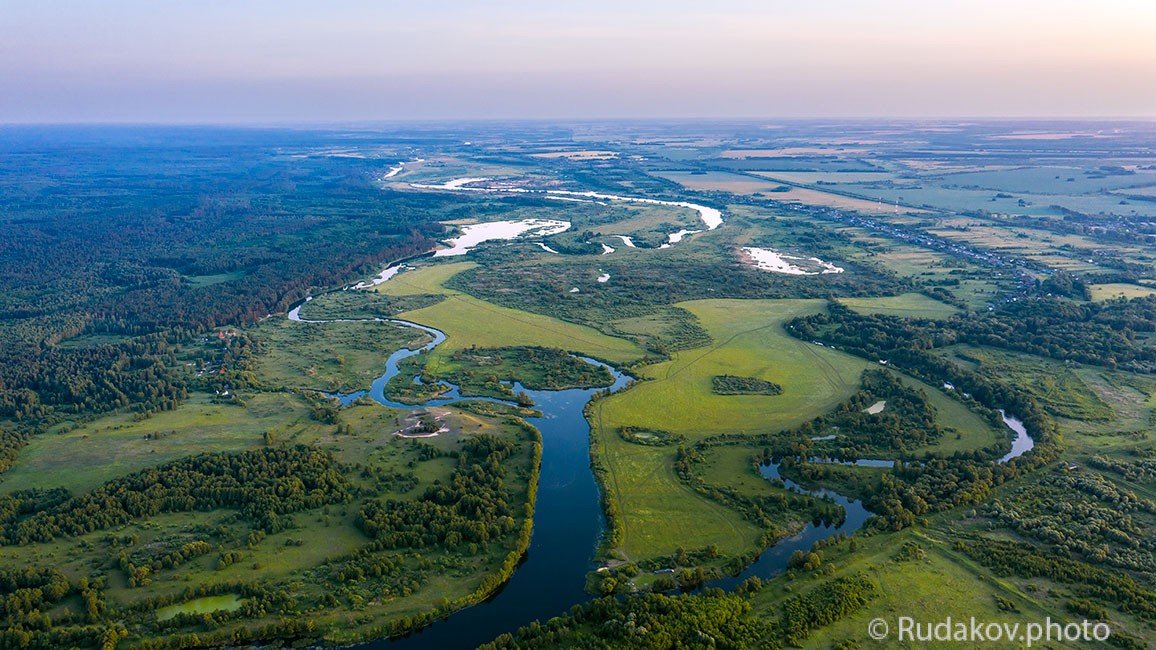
[3,0,1155,124]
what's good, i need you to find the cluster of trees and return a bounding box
[357,434,522,549]
[3,446,352,544]
[793,369,944,456]
[956,537,1155,624]
[711,375,783,396]
[481,590,770,650]
[779,574,877,646]
[617,426,683,447]
[1039,271,1091,300]
[792,297,1156,374]
[118,540,213,587]
[481,572,877,650]
[982,470,1155,575]
[1088,455,1156,483]
[0,429,28,474]
[0,567,116,649]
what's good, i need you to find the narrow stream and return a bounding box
[708,460,873,591]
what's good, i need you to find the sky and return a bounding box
[2,0,1155,123]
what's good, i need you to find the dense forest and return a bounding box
[0,128,478,427]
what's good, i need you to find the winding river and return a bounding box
[286,299,628,648]
[287,299,1035,648]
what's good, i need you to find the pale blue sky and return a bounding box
[2,0,1154,123]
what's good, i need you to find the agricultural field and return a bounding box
[1089,282,1156,301]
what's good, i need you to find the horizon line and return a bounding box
[4,115,1156,129]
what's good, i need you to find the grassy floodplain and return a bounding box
[590,297,1004,563]
[376,262,645,367]
[252,317,430,393]
[600,299,871,438]
[592,299,874,561]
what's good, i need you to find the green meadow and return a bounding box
[599,299,872,439]
[839,293,961,320]
[592,299,873,561]
[1,392,325,494]
[378,262,645,366]
[252,317,429,393]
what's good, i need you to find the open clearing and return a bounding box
[1088,282,1156,301]
[839,293,961,319]
[252,317,429,392]
[1,393,325,494]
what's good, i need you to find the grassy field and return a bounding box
[592,299,874,562]
[839,293,961,319]
[751,528,1053,649]
[252,317,430,393]
[377,262,644,366]
[1,392,326,494]
[156,594,243,621]
[599,299,872,438]
[183,271,246,287]
[942,345,1115,422]
[1088,282,1156,301]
